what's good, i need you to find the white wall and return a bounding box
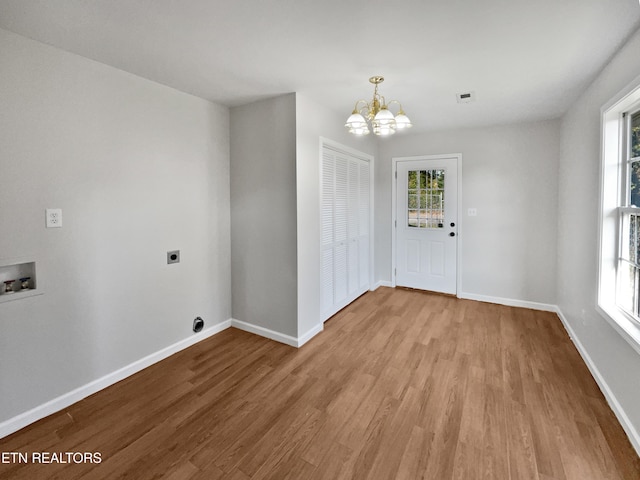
[557,27,640,446]
[295,93,376,338]
[230,94,298,337]
[0,29,231,423]
[376,120,560,306]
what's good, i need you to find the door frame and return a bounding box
[391,153,462,295]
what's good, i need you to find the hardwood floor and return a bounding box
[1,287,639,479]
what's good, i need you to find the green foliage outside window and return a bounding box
[629,112,640,206]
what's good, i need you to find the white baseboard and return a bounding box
[555,307,640,457]
[297,323,324,347]
[372,280,393,290]
[0,316,325,439]
[230,319,323,348]
[458,292,557,312]
[0,319,232,440]
[231,318,298,347]
[370,280,393,292]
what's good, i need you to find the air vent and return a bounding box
[456,91,476,103]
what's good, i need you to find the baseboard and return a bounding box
[231,319,322,348]
[0,319,232,440]
[555,307,640,457]
[458,292,557,312]
[372,280,393,290]
[297,323,324,347]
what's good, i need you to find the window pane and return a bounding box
[631,215,637,264]
[632,111,640,159]
[408,210,418,227]
[631,161,640,207]
[636,215,640,265]
[408,171,417,189]
[621,213,640,264]
[631,111,640,206]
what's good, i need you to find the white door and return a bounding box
[395,157,458,294]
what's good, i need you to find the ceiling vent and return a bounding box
[456,91,476,104]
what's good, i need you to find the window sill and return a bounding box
[597,303,640,356]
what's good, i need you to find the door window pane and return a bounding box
[407,169,445,228]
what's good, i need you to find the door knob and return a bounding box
[449,232,455,237]
[450,222,455,227]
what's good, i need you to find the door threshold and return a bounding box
[396,286,457,298]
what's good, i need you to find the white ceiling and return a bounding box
[0,0,639,133]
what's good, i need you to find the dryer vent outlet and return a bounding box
[193,317,204,333]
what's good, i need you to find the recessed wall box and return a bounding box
[0,257,43,303]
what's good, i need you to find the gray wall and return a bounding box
[557,27,640,444]
[230,94,298,337]
[295,93,377,337]
[376,120,560,306]
[0,29,231,423]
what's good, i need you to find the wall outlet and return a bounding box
[467,208,478,217]
[46,209,62,228]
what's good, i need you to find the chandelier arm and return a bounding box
[386,99,404,114]
[352,99,370,113]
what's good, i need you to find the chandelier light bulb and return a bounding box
[394,112,413,130]
[345,111,370,135]
[372,107,396,136]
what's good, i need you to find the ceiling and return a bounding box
[0,0,639,133]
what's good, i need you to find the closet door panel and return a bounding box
[321,248,334,313]
[358,237,370,290]
[321,152,335,248]
[334,243,348,305]
[334,156,348,244]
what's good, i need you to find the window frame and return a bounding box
[598,77,640,355]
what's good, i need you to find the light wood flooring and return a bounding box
[1,287,639,479]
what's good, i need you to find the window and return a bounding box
[598,80,640,352]
[618,110,640,319]
[407,169,445,229]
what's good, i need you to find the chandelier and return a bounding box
[345,76,412,136]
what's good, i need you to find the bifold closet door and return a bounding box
[321,145,371,322]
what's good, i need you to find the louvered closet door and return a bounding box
[358,161,370,290]
[321,152,335,314]
[321,144,371,322]
[334,155,349,305]
[348,159,360,296]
